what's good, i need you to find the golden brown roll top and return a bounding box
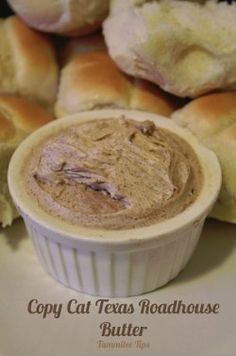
[172,91,236,223]
[55,50,183,118]
[0,95,54,227]
[60,32,106,65]
[0,95,54,144]
[0,16,58,109]
[173,92,236,138]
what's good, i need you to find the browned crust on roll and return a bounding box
[173,92,236,136]
[172,91,236,223]
[56,50,183,118]
[0,94,54,227]
[0,95,54,143]
[0,16,58,108]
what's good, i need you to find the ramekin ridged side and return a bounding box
[22,209,205,297]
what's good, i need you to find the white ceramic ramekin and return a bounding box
[8,110,221,297]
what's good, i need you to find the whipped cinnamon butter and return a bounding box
[24,117,202,230]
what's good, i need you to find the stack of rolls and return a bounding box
[0,13,58,227]
[56,37,184,118]
[1,0,236,227]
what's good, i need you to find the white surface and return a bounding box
[0,218,236,356]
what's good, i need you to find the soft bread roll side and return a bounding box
[0,144,18,227]
[173,92,236,138]
[0,16,58,109]
[7,0,110,36]
[103,0,236,98]
[55,50,183,118]
[172,92,236,223]
[210,126,236,222]
[0,95,54,227]
[60,33,106,65]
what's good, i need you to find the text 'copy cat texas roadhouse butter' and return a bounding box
[8,110,222,297]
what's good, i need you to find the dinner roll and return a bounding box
[7,0,110,36]
[0,95,54,227]
[61,32,106,65]
[103,0,236,98]
[56,49,183,117]
[0,16,58,109]
[172,92,236,223]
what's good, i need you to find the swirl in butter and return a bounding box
[25,118,202,230]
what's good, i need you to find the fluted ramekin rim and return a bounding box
[8,109,222,248]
